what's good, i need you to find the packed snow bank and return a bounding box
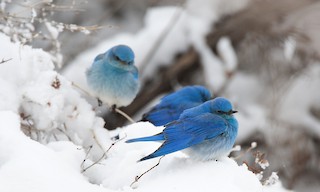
[0,111,109,192]
[84,122,290,192]
[0,114,289,192]
[0,33,109,151]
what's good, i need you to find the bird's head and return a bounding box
[211,97,237,118]
[107,45,135,68]
[196,86,212,102]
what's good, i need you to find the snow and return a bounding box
[45,22,60,39]
[0,29,288,191]
[283,36,296,61]
[0,110,288,192]
[276,64,320,138]
[0,111,107,192]
[217,37,238,72]
[0,0,294,191]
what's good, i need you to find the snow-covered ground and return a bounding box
[1,0,320,191]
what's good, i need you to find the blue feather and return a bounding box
[128,97,238,161]
[142,85,211,126]
[126,133,164,143]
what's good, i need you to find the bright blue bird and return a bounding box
[141,85,212,126]
[127,97,238,161]
[86,45,140,108]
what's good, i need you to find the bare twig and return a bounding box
[130,156,164,188]
[114,108,135,124]
[81,145,93,170]
[91,129,104,152]
[0,58,12,64]
[81,135,127,173]
[56,123,73,141]
[243,161,262,174]
[233,142,257,160]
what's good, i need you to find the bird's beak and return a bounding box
[228,110,238,115]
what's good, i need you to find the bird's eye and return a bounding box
[115,55,121,61]
[217,110,223,114]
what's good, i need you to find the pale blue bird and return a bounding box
[86,45,140,108]
[141,85,212,126]
[126,97,238,161]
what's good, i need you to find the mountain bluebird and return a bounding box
[127,97,238,161]
[141,85,212,126]
[86,45,140,108]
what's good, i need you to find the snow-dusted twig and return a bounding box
[56,124,72,142]
[81,134,127,173]
[91,129,104,152]
[243,161,262,174]
[0,0,103,67]
[130,156,164,188]
[262,172,279,186]
[233,142,257,160]
[0,58,12,64]
[253,151,269,170]
[51,76,61,89]
[242,149,271,182]
[80,145,93,170]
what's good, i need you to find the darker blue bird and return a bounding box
[127,97,238,161]
[141,85,211,126]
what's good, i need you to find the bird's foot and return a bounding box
[111,104,117,112]
[97,98,103,107]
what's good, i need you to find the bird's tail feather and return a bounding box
[126,133,164,143]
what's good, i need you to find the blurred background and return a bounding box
[1,0,320,191]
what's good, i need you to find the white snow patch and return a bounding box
[217,37,238,72]
[277,64,320,138]
[283,36,296,61]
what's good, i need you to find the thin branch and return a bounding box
[233,142,257,160]
[81,145,93,170]
[0,58,12,64]
[114,108,135,124]
[56,123,73,142]
[91,129,104,152]
[130,156,164,188]
[81,135,127,173]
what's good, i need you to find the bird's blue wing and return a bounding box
[141,107,183,126]
[140,114,227,161]
[131,66,139,80]
[159,86,211,107]
[142,86,211,126]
